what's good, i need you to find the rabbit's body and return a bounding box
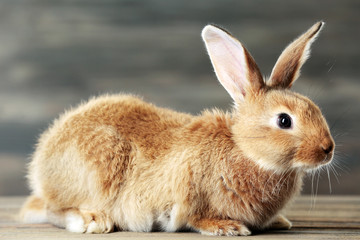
[25,94,302,233]
[21,22,334,236]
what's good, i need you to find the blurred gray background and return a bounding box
[0,0,359,195]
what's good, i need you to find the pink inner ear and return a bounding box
[202,27,250,101]
[202,25,263,102]
[225,34,249,88]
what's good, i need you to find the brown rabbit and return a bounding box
[20,22,334,236]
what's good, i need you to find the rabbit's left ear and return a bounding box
[202,25,264,103]
[268,22,324,89]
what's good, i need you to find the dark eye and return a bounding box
[277,113,292,129]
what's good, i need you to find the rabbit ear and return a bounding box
[268,22,324,89]
[202,25,264,102]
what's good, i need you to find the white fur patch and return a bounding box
[254,158,280,172]
[157,204,182,232]
[65,212,86,233]
[167,204,183,231]
[124,208,153,232]
[22,209,47,223]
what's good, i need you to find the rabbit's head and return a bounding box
[202,22,334,172]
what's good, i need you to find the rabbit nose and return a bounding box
[321,140,334,154]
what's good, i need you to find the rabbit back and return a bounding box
[28,94,193,210]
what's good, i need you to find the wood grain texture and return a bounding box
[0,196,359,239]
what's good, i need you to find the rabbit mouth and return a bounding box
[307,152,334,170]
[294,151,334,170]
[320,152,334,165]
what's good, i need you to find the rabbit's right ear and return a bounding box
[202,25,264,103]
[267,22,324,89]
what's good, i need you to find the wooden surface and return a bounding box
[0,196,359,239]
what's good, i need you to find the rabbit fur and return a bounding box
[20,22,334,236]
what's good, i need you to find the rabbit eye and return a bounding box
[277,113,292,129]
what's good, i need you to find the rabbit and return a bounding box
[20,21,334,236]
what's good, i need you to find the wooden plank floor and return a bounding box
[0,196,359,239]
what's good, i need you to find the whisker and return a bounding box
[332,155,350,173]
[329,164,340,184]
[272,168,291,195]
[271,171,286,195]
[327,60,336,73]
[262,168,279,201]
[333,132,347,140]
[310,169,317,211]
[326,166,332,194]
[277,169,295,194]
[310,170,314,201]
[329,163,340,177]
[314,170,321,206]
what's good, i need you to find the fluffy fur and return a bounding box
[20,22,334,236]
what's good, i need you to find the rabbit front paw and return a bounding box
[268,214,292,230]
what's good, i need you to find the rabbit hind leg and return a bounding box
[267,214,292,230]
[20,195,47,223]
